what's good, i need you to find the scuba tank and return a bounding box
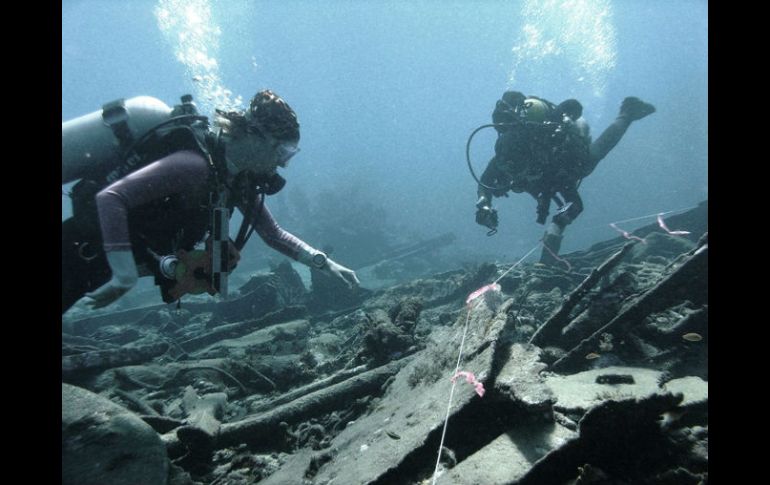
[64,94,210,223]
[62,96,174,184]
[63,93,232,303]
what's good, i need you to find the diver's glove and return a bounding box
[475,206,499,231]
[619,97,656,121]
[84,249,139,309]
[556,99,583,121]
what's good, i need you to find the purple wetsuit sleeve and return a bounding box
[250,201,313,259]
[95,150,210,251]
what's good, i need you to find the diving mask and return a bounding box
[244,121,300,168]
[274,141,300,167]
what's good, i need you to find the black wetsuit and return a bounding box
[478,113,634,226]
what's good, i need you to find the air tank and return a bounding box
[62,96,172,184]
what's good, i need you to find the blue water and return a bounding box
[63,0,707,270]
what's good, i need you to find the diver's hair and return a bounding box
[250,90,300,142]
[213,109,249,137]
[213,90,300,142]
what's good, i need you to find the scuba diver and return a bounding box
[473,91,656,265]
[62,90,360,314]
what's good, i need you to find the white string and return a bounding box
[431,242,539,484]
[606,205,698,226]
[493,243,540,285]
[431,308,473,485]
[576,205,699,233]
[429,205,697,483]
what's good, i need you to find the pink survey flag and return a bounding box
[466,283,501,306]
[451,370,485,397]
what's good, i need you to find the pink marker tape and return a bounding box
[657,214,691,236]
[466,283,501,306]
[451,371,486,397]
[610,223,646,243]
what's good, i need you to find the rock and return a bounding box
[388,296,424,334]
[177,386,228,453]
[357,309,416,365]
[216,261,307,322]
[544,366,663,414]
[544,366,708,417]
[309,266,366,311]
[363,263,498,312]
[62,383,168,485]
[307,333,344,365]
[305,298,514,484]
[515,393,707,484]
[192,319,310,359]
[253,354,316,389]
[88,324,143,345]
[309,332,343,354]
[442,422,576,484]
[493,343,552,409]
[630,232,695,263]
[662,376,708,406]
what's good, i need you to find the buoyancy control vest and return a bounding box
[62,94,290,301]
[63,95,218,265]
[63,95,216,228]
[490,93,591,190]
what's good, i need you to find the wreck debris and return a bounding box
[62,342,169,378]
[61,202,708,485]
[530,242,636,347]
[553,242,707,372]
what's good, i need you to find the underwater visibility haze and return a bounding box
[62,3,708,483]
[63,0,707,277]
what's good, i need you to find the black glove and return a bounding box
[556,99,583,121]
[620,97,656,121]
[476,206,499,231]
[501,91,526,107]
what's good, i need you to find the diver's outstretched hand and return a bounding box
[323,258,360,289]
[620,97,656,121]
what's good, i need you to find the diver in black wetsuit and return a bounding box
[475,92,655,265]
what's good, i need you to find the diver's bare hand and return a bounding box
[323,259,360,289]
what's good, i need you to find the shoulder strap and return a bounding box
[102,114,211,185]
[101,99,135,151]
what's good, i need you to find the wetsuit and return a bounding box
[477,113,634,226]
[62,150,311,313]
